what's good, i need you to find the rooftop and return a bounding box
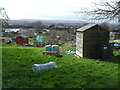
[77,24,97,32]
[20,35,29,38]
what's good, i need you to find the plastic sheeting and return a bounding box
[32,62,58,71]
[114,44,120,50]
[114,44,120,46]
[36,36,43,42]
[64,50,76,54]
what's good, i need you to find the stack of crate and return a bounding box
[42,45,60,56]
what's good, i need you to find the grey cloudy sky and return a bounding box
[0,0,98,20]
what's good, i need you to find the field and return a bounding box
[1,43,119,88]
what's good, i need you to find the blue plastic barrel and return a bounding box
[114,44,120,46]
[45,45,52,51]
[114,44,120,50]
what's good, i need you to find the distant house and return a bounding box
[5,28,21,33]
[109,30,120,39]
[4,28,20,37]
[114,32,120,39]
[5,32,19,37]
[110,31,115,37]
[16,35,29,45]
[18,30,36,37]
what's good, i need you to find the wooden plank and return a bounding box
[42,51,58,56]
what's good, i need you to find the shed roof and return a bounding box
[19,35,29,38]
[77,24,98,32]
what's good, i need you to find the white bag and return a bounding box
[32,62,58,71]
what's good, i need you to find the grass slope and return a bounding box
[2,44,119,88]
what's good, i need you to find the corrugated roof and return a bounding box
[77,24,97,32]
[20,35,29,38]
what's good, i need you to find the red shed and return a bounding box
[16,35,29,45]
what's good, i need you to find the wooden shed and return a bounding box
[76,24,109,59]
[16,35,29,45]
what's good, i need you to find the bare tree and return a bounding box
[46,30,74,44]
[0,7,9,33]
[100,22,110,30]
[31,21,44,34]
[77,0,120,21]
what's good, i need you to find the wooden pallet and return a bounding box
[42,51,59,56]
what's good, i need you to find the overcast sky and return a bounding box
[0,0,98,20]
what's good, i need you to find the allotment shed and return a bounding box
[16,35,29,45]
[76,24,109,59]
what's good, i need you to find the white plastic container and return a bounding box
[45,45,51,52]
[32,62,58,71]
[51,45,60,54]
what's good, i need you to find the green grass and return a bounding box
[2,44,119,88]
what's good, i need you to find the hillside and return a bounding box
[8,19,85,25]
[1,44,119,88]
